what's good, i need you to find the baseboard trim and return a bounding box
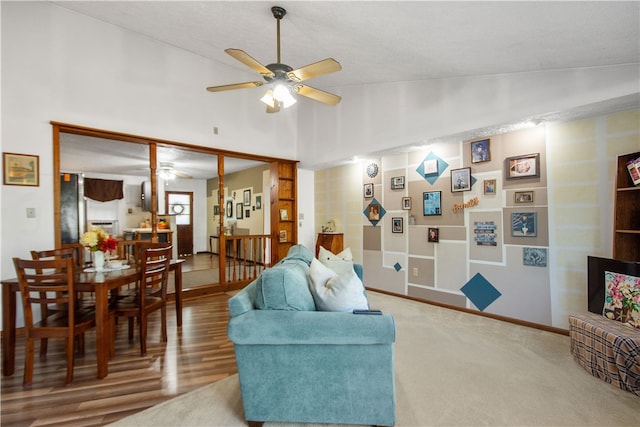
[368,288,569,336]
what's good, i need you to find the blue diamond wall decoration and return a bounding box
[416,152,449,185]
[363,198,386,227]
[460,273,502,311]
[394,262,402,271]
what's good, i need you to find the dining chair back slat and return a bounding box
[13,257,96,386]
[112,245,172,356]
[31,247,93,357]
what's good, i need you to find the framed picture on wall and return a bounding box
[451,167,471,192]
[236,203,243,219]
[243,189,251,206]
[226,200,233,218]
[3,152,39,186]
[402,197,412,210]
[392,217,403,233]
[390,176,405,190]
[364,183,374,198]
[471,139,491,163]
[511,212,537,237]
[428,227,439,242]
[515,190,534,204]
[483,179,496,195]
[423,191,441,216]
[505,153,540,180]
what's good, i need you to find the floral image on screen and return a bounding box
[603,271,640,328]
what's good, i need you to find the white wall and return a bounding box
[297,169,316,251]
[297,66,640,169]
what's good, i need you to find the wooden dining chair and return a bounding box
[112,245,172,356]
[12,257,97,387]
[30,247,92,358]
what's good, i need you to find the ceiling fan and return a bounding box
[158,162,192,180]
[206,6,342,113]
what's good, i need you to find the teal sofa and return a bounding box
[227,245,396,426]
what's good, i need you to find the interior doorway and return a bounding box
[166,191,193,257]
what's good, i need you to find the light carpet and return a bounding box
[110,292,640,426]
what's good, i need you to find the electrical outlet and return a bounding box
[412,267,418,277]
[26,208,36,218]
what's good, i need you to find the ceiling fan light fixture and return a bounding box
[158,168,175,180]
[273,83,296,108]
[260,89,276,108]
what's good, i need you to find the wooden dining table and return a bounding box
[1,258,184,379]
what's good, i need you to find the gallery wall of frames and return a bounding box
[315,109,639,330]
[360,126,552,326]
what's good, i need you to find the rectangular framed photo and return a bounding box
[363,183,374,198]
[511,212,537,237]
[471,139,491,163]
[514,190,534,204]
[402,196,412,210]
[423,159,438,176]
[392,217,403,233]
[428,227,439,243]
[391,176,404,190]
[3,152,39,186]
[390,176,405,190]
[483,179,496,195]
[243,189,251,206]
[236,203,244,219]
[279,230,287,242]
[505,153,540,180]
[451,167,471,192]
[279,209,289,220]
[213,205,219,216]
[423,191,442,216]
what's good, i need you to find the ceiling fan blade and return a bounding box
[174,171,192,179]
[294,84,341,106]
[287,58,341,82]
[206,81,264,92]
[225,48,275,78]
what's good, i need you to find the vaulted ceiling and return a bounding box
[52,1,639,177]
[53,1,639,90]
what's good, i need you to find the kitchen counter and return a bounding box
[123,228,172,233]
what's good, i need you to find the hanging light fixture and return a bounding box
[260,82,297,110]
[206,6,342,113]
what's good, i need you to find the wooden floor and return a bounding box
[0,292,238,427]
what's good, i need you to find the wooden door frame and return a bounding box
[52,121,296,291]
[165,190,194,257]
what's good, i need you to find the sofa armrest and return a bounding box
[228,280,258,317]
[228,310,395,345]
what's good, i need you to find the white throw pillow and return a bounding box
[318,246,354,275]
[308,258,369,312]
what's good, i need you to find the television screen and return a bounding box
[587,256,640,314]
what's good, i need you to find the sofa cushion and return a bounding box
[255,260,316,311]
[309,258,369,312]
[318,246,354,275]
[283,244,315,265]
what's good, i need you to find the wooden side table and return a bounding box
[315,233,344,257]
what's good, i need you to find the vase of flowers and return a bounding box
[80,226,118,271]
